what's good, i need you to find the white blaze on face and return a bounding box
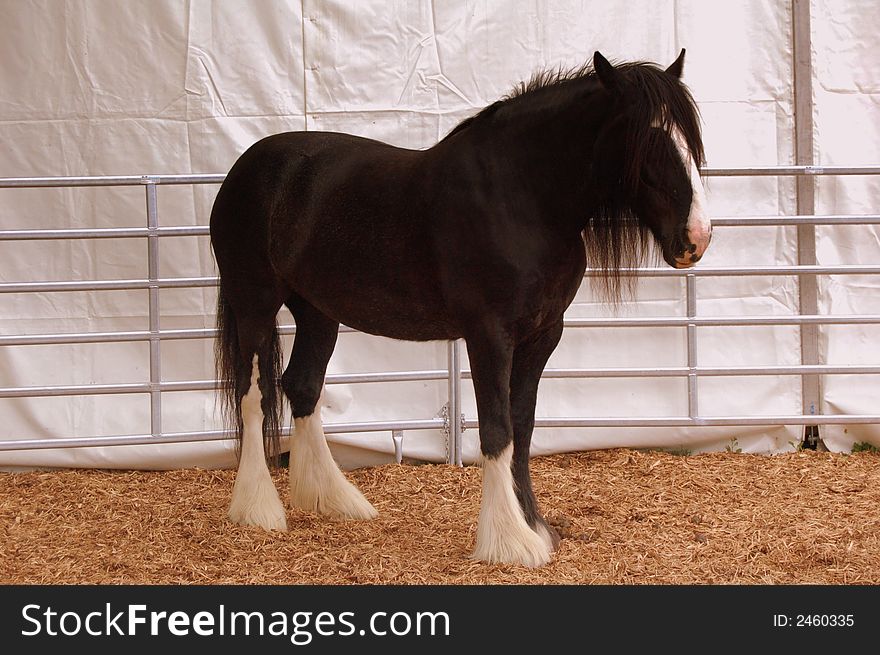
[670,126,712,263]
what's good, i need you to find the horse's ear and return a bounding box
[665,48,686,79]
[594,51,620,92]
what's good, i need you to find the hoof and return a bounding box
[290,473,378,521]
[228,492,288,531]
[535,519,561,551]
[472,523,553,568]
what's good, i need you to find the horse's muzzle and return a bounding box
[674,222,712,268]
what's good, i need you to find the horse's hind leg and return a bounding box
[510,320,565,552]
[228,355,287,530]
[467,328,552,567]
[226,299,288,531]
[282,294,377,520]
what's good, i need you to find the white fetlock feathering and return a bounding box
[289,402,377,521]
[472,444,552,567]
[227,355,288,531]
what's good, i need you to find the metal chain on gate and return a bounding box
[437,401,466,466]
[438,402,450,464]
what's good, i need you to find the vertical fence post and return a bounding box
[144,178,162,439]
[686,273,699,420]
[792,0,821,444]
[447,339,462,465]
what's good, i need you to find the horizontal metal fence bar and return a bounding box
[0,383,150,398]
[1,166,878,190]
[563,314,880,328]
[0,418,447,452]
[326,370,448,384]
[3,219,879,242]
[713,214,880,226]
[155,226,210,237]
[0,328,234,346]
[5,265,880,295]
[0,371,453,398]
[7,362,880,399]
[155,325,321,340]
[704,165,880,176]
[468,415,880,429]
[158,370,453,392]
[1,227,148,240]
[194,363,880,389]
[0,174,226,188]
[0,277,218,293]
[608,265,880,277]
[4,314,880,348]
[0,226,210,240]
[3,412,878,453]
[0,324,332,347]
[0,433,234,451]
[539,364,880,378]
[0,330,154,346]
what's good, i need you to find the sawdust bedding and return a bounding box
[2,448,879,584]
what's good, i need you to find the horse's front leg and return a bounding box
[510,320,565,553]
[466,329,553,567]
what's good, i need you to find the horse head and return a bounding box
[592,49,711,270]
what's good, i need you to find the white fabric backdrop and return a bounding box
[811,0,880,452]
[0,0,875,469]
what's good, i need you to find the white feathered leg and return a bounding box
[227,356,287,530]
[288,397,377,521]
[472,444,551,567]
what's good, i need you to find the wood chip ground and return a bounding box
[2,449,879,584]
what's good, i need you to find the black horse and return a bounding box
[210,50,709,567]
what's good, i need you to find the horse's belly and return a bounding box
[297,281,460,342]
[341,311,459,342]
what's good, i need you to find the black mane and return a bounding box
[442,56,705,300]
[446,57,704,169]
[506,60,596,99]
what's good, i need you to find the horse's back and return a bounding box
[212,131,414,219]
[210,130,422,264]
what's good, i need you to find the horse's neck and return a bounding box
[490,97,612,234]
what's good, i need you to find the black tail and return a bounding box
[215,284,285,464]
